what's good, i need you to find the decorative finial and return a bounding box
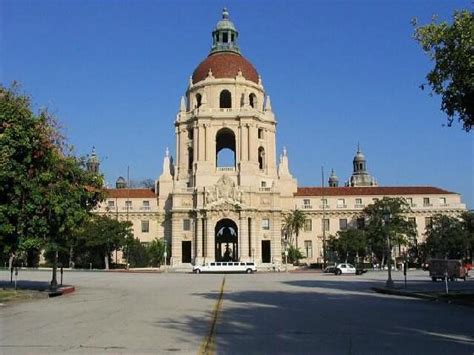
[222,7,229,19]
[165,147,169,157]
[283,146,287,157]
[180,96,186,112]
[357,142,361,153]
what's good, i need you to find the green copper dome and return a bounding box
[210,8,240,55]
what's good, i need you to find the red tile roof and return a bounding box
[192,52,259,84]
[105,189,156,198]
[295,186,457,197]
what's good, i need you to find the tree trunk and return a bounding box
[50,249,58,289]
[104,254,109,270]
[8,254,14,271]
[69,245,75,269]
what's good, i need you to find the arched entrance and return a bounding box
[215,219,238,261]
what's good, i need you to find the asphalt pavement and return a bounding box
[0,269,473,354]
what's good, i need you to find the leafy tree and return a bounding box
[361,197,416,266]
[0,85,104,287]
[147,238,168,267]
[73,215,133,269]
[327,229,368,264]
[283,209,307,249]
[412,10,474,131]
[124,237,150,268]
[281,244,304,265]
[422,214,470,259]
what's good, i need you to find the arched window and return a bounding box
[220,90,232,108]
[196,93,202,108]
[216,128,236,167]
[249,93,257,108]
[188,147,194,171]
[258,147,265,170]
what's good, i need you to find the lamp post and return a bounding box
[383,207,394,289]
[163,239,168,271]
[284,238,289,272]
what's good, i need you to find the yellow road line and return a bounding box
[199,276,226,355]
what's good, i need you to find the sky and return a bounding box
[1,0,473,208]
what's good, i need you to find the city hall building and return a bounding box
[93,10,466,268]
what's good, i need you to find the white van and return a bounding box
[193,262,257,274]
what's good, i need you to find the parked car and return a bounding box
[193,261,257,274]
[428,259,468,281]
[334,263,356,275]
[323,265,337,273]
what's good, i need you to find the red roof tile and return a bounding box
[105,189,156,198]
[295,186,457,197]
[192,52,259,84]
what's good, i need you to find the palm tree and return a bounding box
[284,209,307,249]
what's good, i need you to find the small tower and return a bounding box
[211,8,240,55]
[328,169,339,187]
[86,147,100,173]
[116,176,127,189]
[347,145,378,187]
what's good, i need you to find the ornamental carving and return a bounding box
[205,175,244,209]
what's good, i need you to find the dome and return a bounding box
[353,151,365,162]
[192,52,259,84]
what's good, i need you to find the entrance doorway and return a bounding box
[182,241,192,263]
[261,240,271,263]
[215,219,238,261]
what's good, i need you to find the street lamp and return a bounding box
[163,239,168,271]
[383,207,394,289]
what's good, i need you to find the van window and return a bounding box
[233,262,239,266]
[222,263,227,266]
[210,263,215,266]
[240,262,245,266]
[247,262,254,266]
[216,263,221,266]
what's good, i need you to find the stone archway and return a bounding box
[215,218,238,261]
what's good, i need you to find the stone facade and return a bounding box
[93,9,467,267]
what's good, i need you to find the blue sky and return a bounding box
[1,0,472,208]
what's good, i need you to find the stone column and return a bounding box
[249,124,257,163]
[171,213,182,266]
[206,216,215,261]
[196,217,203,264]
[250,217,257,263]
[239,215,249,262]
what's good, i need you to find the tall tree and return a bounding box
[0,85,104,287]
[283,209,307,249]
[412,10,474,131]
[422,214,469,259]
[361,197,416,265]
[327,229,368,264]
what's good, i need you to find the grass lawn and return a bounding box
[0,289,44,304]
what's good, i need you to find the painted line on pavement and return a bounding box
[199,276,226,355]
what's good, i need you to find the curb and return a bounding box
[48,286,75,298]
[372,287,436,300]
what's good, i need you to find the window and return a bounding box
[261,181,267,188]
[339,219,348,230]
[258,128,263,139]
[357,218,365,229]
[409,217,416,229]
[107,200,115,208]
[125,200,132,209]
[406,197,412,205]
[141,220,149,233]
[219,90,232,108]
[337,199,346,207]
[321,198,328,207]
[304,219,312,232]
[195,93,202,108]
[142,200,150,209]
[372,198,379,203]
[423,197,430,206]
[323,219,330,231]
[258,147,265,170]
[439,197,446,205]
[425,217,432,228]
[304,241,313,258]
[188,147,194,170]
[183,219,191,231]
[355,198,362,206]
[222,32,228,43]
[303,199,311,209]
[250,94,257,108]
[262,218,270,230]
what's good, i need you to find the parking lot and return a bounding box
[0,269,473,354]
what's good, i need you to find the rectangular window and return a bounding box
[357,217,365,230]
[406,197,412,205]
[142,200,150,207]
[261,181,267,188]
[304,219,312,232]
[337,199,345,208]
[183,219,191,231]
[125,200,132,208]
[439,197,446,205]
[339,219,348,230]
[323,219,330,232]
[408,217,416,229]
[425,217,432,228]
[141,220,149,233]
[355,198,362,206]
[262,218,270,230]
[423,197,430,206]
[321,198,328,208]
[304,240,313,258]
[258,128,264,139]
[107,200,115,208]
[303,199,312,209]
